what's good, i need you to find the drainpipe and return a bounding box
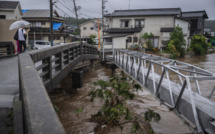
[126,39,128,49]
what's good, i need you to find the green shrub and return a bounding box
[88,34,96,45]
[88,73,160,133]
[167,40,180,58]
[141,32,154,48]
[187,47,192,52]
[169,26,186,57]
[191,34,208,55]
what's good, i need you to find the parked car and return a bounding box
[55,42,65,45]
[34,40,51,50]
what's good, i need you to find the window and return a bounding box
[105,38,112,42]
[90,27,94,30]
[127,37,132,43]
[41,22,46,25]
[133,37,138,42]
[30,22,41,27]
[121,20,129,28]
[0,15,6,19]
[135,20,144,27]
[149,37,159,48]
[83,27,87,30]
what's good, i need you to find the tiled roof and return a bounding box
[182,11,208,19]
[105,8,181,17]
[103,28,142,33]
[160,27,174,32]
[0,1,19,9]
[23,10,50,18]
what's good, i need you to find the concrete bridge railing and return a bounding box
[18,42,98,134]
[114,49,215,134]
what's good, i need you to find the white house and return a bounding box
[0,1,22,20]
[79,19,103,40]
[103,8,192,50]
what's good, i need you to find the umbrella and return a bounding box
[9,20,30,30]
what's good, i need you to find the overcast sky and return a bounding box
[4,0,215,19]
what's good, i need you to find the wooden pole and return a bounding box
[97,19,100,49]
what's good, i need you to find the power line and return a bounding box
[57,1,75,15]
[54,4,73,17]
[79,12,94,18]
[62,0,74,8]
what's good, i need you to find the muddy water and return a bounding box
[51,65,192,134]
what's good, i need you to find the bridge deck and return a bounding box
[0,56,19,108]
[0,56,19,133]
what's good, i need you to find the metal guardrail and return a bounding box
[114,49,215,133]
[18,42,98,134]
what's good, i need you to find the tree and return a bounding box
[73,28,80,35]
[141,32,154,48]
[88,73,160,133]
[191,34,208,55]
[88,34,96,45]
[169,26,186,57]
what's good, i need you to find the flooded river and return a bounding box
[51,64,192,134]
[50,54,215,133]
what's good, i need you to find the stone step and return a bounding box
[0,95,14,108]
[0,85,19,95]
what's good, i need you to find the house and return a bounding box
[204,28,211,35]
[182,10,208,36]
[22,9,70,46]
[103,8,207,50]
[79,19,103,40]
[0,1,22,20]
[204,20,215,37]
[0,1,23,51]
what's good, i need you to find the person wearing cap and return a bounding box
[18,24,30,53]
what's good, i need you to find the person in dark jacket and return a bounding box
[18,24,30,53]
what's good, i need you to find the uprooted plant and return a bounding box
[88,72,160,133]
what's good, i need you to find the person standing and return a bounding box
[18,24,30,53]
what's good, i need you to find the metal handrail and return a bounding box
[114,49,215,133]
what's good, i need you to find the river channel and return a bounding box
[50,53,215,134]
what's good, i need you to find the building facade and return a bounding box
[182,10,208,36]
[0,1,22,20]
[22,10,70,46]
[103,8,207,50]
[79,19,103,39]
[0,1,23,50]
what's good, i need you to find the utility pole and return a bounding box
[64,14,66,43]
[73,0,82,55]
[50,0,53,46]
[102,0,105,61]
[73,0,79,31]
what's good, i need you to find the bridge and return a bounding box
[0,43,215,134]
[112,49,215,133]
[0,42,98,134]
